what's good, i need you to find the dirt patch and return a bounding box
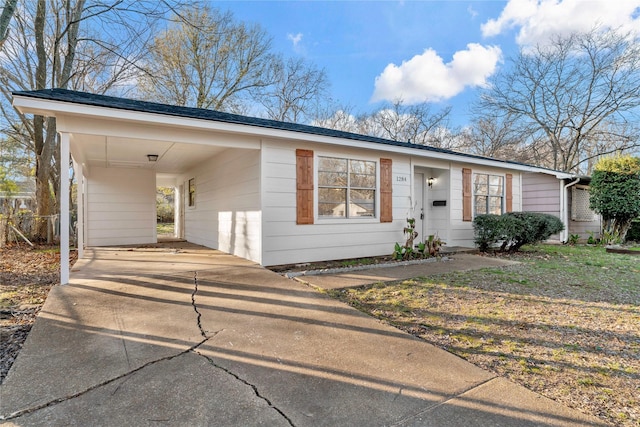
[0,244,76,383]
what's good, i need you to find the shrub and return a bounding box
[473,214,505,252]
[589,155,640,241]
[473,212,564,252]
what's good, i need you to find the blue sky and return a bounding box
[216,0,640,127]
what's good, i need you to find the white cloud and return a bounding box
[467,5,479,19]
[482,0,640,47]
[287,32,304,53]
[371,44,502,104]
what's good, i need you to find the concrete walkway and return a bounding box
[1,244,604,426]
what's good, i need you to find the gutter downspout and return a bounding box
[561,177,580,242]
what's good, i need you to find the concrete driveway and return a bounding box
[1,243,604,426]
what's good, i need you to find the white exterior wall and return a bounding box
[449,165,523,248]
[180,148,262,264]
[261,140,410,266]
[86,167,156,246]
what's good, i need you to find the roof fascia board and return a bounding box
[57,114,261,149]
[13,94,575,178]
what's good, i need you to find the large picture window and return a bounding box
[318,157,376,218]
[474,174,503,216]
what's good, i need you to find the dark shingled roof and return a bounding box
[13,88,564,173]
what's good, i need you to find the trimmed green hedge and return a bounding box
[473,212,564,252]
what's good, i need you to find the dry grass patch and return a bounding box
[329,245,639,427]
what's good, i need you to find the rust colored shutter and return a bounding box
[462,168,472,222]
[505,173,513,213]
[380,158,393,223]
[296,149,314,224]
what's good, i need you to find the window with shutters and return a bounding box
[474,174,504,216]
[318,156,376,218]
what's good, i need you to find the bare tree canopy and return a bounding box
[257,56,330,123]
[476,28,640,173]
[138,5,275,113]
[0,0,185,239]
[315,100,452,147]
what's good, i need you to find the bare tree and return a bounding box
[0,0,17,48]
[456,113,543,164]
[258,56,330,123]
[0,0,184,239]
[477,28,640,173]
[314,100,451,147]
[138,5,275,113]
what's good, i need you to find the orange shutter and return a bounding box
[505,173,513,213]
[462,168,472,222]
[380,158,393,222]
[296,149,314,224]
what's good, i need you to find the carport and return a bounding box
[12,90,262,284]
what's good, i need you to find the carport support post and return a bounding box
[59,132,70,285]
[74,159,84,259]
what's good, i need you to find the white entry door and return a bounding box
[414,172,425,241]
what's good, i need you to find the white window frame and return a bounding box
[473,173,504,217]
[316,155,379,223]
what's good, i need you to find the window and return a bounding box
[188,178,195,207]
[474,174,504,216]
[318,157,376,218]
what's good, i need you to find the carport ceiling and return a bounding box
[72,134,225,175]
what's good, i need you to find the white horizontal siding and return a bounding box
[180,148,261,263]
[449,166,524,248]
[261,141,411,266]
[87,167,156,246]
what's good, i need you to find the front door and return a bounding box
[414,172,425,241]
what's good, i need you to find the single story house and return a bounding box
[12,89,582,283]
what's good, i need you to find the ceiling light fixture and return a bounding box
[147,154,159,162]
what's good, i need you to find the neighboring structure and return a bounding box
[13,89,581,283]
[522,173,601,242]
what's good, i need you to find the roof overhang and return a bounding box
[12,90,576,179]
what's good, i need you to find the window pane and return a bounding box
[488,196,502,215]
[319,157,347,173]
[475,195,487,215]
[350,160,375,188]
[349,189,375,217]
[318,188,347,217]
[489,175,502,186]
[474,174,487,195]
[350,173,375,188]
[489,175,503,195]
[319,171,347,187]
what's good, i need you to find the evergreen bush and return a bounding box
[473,212,564,252]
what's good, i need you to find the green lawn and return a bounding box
[328,245,639,426]
[156,222,174,235]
